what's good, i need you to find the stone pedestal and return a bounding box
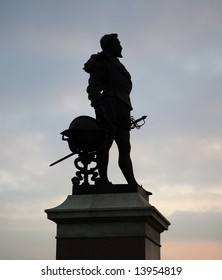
[45,185,170,260]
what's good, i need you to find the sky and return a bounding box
[0,0,222,260]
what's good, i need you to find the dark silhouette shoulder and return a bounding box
[83,52,106,74]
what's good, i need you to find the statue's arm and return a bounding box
[86,61,106,119]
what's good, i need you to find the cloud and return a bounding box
[167,210,222,241]
[131,134,222,192]
[0,216,55,259]
[162,240,222,260]
[161,209,222,259]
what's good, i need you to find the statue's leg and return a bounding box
[115,128,138,186]
[96,136,113,183]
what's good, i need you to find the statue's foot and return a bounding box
[137,184,152,195]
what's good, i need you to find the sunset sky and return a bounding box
[1,0,222,259]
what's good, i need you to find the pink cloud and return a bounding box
[162,240,222,259]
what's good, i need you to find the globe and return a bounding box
[61,115,106,153]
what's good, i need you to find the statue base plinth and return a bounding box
[45,185,170,260]
[72,183,152,195]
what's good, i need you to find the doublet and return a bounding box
[84,52,133,110]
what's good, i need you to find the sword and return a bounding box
[131,115,147,129]
[49,152,75,167]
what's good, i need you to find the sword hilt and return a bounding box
[131,115,147,129]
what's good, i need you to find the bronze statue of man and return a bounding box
[84,33,138,187]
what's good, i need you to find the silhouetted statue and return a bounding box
[84,33,139,186]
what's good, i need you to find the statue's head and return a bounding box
[100,33,122,58]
